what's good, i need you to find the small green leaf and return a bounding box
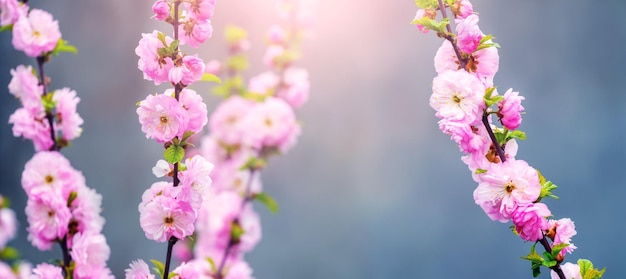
[538,178,559,201]
[200,73,222,83]
[157,32,167,47]
[0,24,13,32]
[509,130,527,141]
[239,157,267,171]
[67,191,78,207]
[411,17,449,33]
[0,196,10,209]
[50,39,78,56]
[164,144,185,164]
[167,272,177,279]
[542,260,557,268]
[0,246,19,260]
[579,259,606,279]
[169,40,179,51]
[254,192,279,214]
[150,259,165,277]
[206,257,216,273]
[227,54,249,72]
[550,243,569,258]
[230,221,244,244]
[475,168,487,174]
[181,131,195,142]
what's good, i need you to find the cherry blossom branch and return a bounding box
[436,0,467,70]
[163,236,178,279]
[540,235,566,279]
[58,235,71,275]
[482,113,505,163]
[35,55,60,151]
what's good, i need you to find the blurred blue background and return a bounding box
[1,0,624,278]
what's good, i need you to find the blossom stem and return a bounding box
[162,236,178,279]
[539,235,566,279]
[436,0,468,70]
[215,168,258,278]
[58,235,71,277]
[36,55,59,151]
[481,112,506,163]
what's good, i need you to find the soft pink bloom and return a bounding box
[0,207,17,250]
[69,186,105,239]
[224,259,254,279]
[173,238,194,263]
[179,154,214,212]
[248,71,279,96]
[199,135,230,163]
[125,260,155,279]
[8,65,42,110]
[263,45,285,67]
[548,218,577,255]
[240,97,300,152]
[0,261,17,279]
[53,87,84,140]
[171,261,202,279]
[137,93,189,142]
[267,24,286,44]
[25,191,71,250]
[152,0,170,21]
[209,96,255,146]
[438,120,488,154]
[205,59,221,75]
[176,88,208,134]
[181,55,206,85]
[21,151,78,199]
[8,105,53,151]
[12,9,61,57]
[430,69,486,125]
[139,181,179,209]
[70,232,111,278]
[152,159,172,178]
[498,88,524,130]
[210,151,263,195]
[136,31,174,85]
[0,0,27,26]
[184,0,216,20]
[473,159,541,222]
[462,137,519,182]
[511,203,551,241]
[551,262,582,279]
[140,195,196,242]
[30,263,63,279]
[454,0,473,19]
[277,67,310,109]
[456,14,482,54]
[434,40,499,87]
[413,9,429,34]
[178,16,213,48]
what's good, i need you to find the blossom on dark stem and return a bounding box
[511,202,551,241]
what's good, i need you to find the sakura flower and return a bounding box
[210,151,263,195]
[248,71,279,96]
[30,263,63,279]
[181,55,206,85]
[136,31,174,85]
[125,260,155,279]
[178,155,214,212]
[548,218,577,256]
[171,261,203,279]
[152,0,170,21]
[70,232,111,278]
[434,40,499,87]
[551,262,582,279]
[498,88,524,130]
[8,64,42,110]
[139,195,196,242]
[137,93,188,142]
[205,59,221,75]
[438,120,488,154]
[53,87,84,141]
[452,0,473,19]
[430,69,486,125]
[209,96,255,146]
[12,9,61,57]
[276,67,310,109]
[511,202,551,241]
[473,159,541,221]
[223,259,254,279]
[240,97,300,152]
[412,9,429,34]
[184,0,216,20]
[25,191,71,250]
[176,88,208,134]
[0,207,17,250]
[69,186,105,240]
[139,181,179,211]
[152,159,172,178]
[178,16,213,48]
[21,151,78,199]
[455,14,482,54]
[0,0,27,26]
[8,106,53,151]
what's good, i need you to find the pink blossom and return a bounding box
[240,97,300,152]
[70,232,111,278]
[21,151,78,199]
[69,186,105,239]
[178,155,214,212]
[267,24,286,44]
[140,195,196,242]
[456,14,482,54]
[181,55,206,85]
[548,218,577,255]
[0,207,17,250]
[263,45,285,67]
[210,151,263,194]
[31,263,63,279]
[152,0,170,21]
[473,159,541,221]
[136,31,174,85]
[551,262,582,279]
[184,0,216,20]
[25,191,71,250]
[139,181,179,209]
[178,17,212,48]
[209,96,255,146]
[205,59,221,75]
[173,238,194,263]
[430,69,486,125]
[152,160,172,178]
[276,67,310,109]
[438,120,488,154]
[248,71,279,96]
[0,0,27,26]
[453,0,473,19]
[433,40,499,87]
[53,87,84,141]
[137,93,188,142]
[511,203,551,241]
[12,9,61,57]
[171,261,202,279]
[0,261,17,279]
[412,9,429,34]
[223,259,254,279]
[177,88,208,134]
[462,137,519,182]
[125,260,155,279]
[498,88,524,130]
[8,65,42,110]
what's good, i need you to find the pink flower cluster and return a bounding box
[8,64,84,151]
[418,0,578,269]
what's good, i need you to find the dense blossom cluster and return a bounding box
[1,0,112,278]
[413,0,603,278]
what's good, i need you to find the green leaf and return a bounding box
[254,192,279,214]
[230,221,244,244]
[239,157,267,171]
[0,24,13,32]
[227,54,249,72]
[475,168,487,174]
[200,73,222,83]
[167,272,177,279]
[414,0,439,9]
[150,259,165,277]
[50,39,78,56]
[0,196,10,209]
[542,260,557,268]
[538,179,559,201]
[578,259,606,279]
[206,257,217,273]
[509,130,527,141]
[0,246,19,260]
[484,87,504,107]
[550,243,569,258]
[181,131,195,142]
[411,17,450,33]
[67,191,78,207]
[164,144,185,164]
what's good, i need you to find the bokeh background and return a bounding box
[1,0,625,278]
